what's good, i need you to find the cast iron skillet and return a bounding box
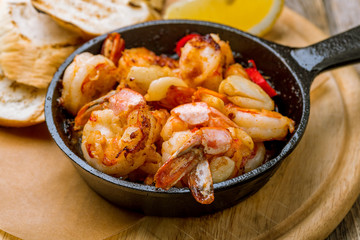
[45,20,360,217]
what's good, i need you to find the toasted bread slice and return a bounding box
[145,0,165,12]
[30,0,161,37]
[0,0,84,88]
[0,67,46,127]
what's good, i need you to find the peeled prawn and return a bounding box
[160,101,239,141]
[59,32,298,205]
[155,126,253,204]
[210,33,235,68]
[156,100,254,204]
[180,86,293,142]
[118,47,179,89]
[224,104,295,142]
[74,88,146,129]
[61,52,120,115]
[80,88,168,177]
[172,88,293,142]
[179,34,233,91]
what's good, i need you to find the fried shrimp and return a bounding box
[156,126,253,204]
[61,52,120,115]
[80,88,168,177]
[181,87,292,142]
[155,100,255,204]
[60,32,296,205]
[118,47,179,90]
[160,101,239,141]
[224,104,295,142]
[179,34,233,91]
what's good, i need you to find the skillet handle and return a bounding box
[290,26,360,79]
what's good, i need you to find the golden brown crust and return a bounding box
[0,75,46,127]
[0,0,85,127]
[30,0,162,37]
[0,41,77,88]
[0,114,44,128]
[0,0,84,88]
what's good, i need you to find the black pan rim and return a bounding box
[45,19,310,195]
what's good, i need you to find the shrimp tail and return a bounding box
[154,148,203,190]
[101,32,125,66]
[188,159,214,204]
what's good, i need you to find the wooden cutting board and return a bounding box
[107,7,360,240]
[1,7,359,240]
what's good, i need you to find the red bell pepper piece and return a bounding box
[175,33,200,56]
[245,60,277,97]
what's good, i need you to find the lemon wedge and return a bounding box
[164,0,284,36]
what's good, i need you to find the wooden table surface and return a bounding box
[285,0,360,239]
[0,1,359,240]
